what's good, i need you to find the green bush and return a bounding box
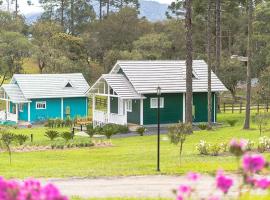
[116,125,129,133]
[209,143,221,156]
[226,119,238,127]
[102,124,118,139]
[15,134,29,145]
[197,123,208,130]
[86,124,95,138]
[65,117,73,127]
[61,132,73,142]
[45,130,59,141]
[0,131,16,164]
[196,140,210,155]
[136,126,146,136]
[47,119,55,128]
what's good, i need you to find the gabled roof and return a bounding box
[102,74,144,99]
[4,73,89,100]
[110,60,227,94]
[1,84,29,103]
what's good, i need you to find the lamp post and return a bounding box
[157,86,161,172]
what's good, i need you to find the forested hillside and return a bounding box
[0,0,270,105]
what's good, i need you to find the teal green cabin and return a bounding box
[0,73,89,123]
[89,60,227,126]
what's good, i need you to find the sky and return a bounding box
[14,0,174,15]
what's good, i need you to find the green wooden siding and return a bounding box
[143,93,183,125]
[193,92,216,123]
[127,99,140,124]
[110,97,118,114]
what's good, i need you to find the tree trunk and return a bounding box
[99,0,102,21]
[61,0,64,27]
[243,0,253,130]
[15,0,18,17]
[215,0,221,113]
[107,0,110,16]
[185,0,193,124]
[207,0,212,127]
[70,0,74,35]
[0,73,7,87]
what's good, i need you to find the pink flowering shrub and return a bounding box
[175,149,270,200]
[0,177,68,200]
[229,138,247,157]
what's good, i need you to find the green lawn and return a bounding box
[0,113,269,179]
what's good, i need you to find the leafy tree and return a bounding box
[15,134,29,145]
[168,123,192,164]
[0,31,32,86]
[133,33,172,60]
[219,59,246,101]
[0,131,15,164]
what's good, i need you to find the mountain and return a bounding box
[25,0,170,23]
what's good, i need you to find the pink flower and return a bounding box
[208,195,220,200]
[254,178,270,190]
[216,171,233,194]
[178,185,191,195]
[242,154,265,174]
[186,172,200,181]
[176,194,184,200]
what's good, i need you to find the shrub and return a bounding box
[246,139,255,151]
[196,140,210,155]
[226,119,238,127]
[15,134,29,145]
[102,124,118,139]
[55,119,63,128]
[65,117,73,127]
[257,136,270,153]
[116,125,129,133]
[197,123,208,130]
[61,132,73,142]
[209,143,221,156]
[45,130,59,141]
[254,113,269,136]
[86,124,95,138]
[219,142,228,153]
[136,126,146,136]
[47,119,55,128]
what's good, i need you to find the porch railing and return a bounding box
[0,111,17,122]
[93,110,127,127]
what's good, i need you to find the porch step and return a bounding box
[128,123,141,132]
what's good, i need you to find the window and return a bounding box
[126,100,132,112]
[36,101,46,109]
[150,97,164,108]
[65,82,73,88]
[19,104,24,112]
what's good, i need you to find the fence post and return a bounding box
[240,102,242,113]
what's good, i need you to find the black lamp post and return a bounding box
[157,86,161,172]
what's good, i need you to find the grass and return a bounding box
[0,112,269,179]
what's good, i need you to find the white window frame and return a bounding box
[36,101,46,110]
[150,97,164,108]
[126,100,132,112]
[19,103,24,112]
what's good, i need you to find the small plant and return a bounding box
[45,130,59,141]
[65,117,73,127]
[136,126,146,136]
[246,139,255,151]
[254,113,269,136]
[257,136,270,153]
[116,125,129,133]
[47,119,55,128]
[168,123,192,164]
[0,131,15,164]
[102,124,118,139]
[196,140,210,155]
[61,132,73,142]
[209,143,221,156]
[219,142,228,153]
[226,119,238,127]
[86,124,95,138]
[15,134,29,145]
[197,123,208,130]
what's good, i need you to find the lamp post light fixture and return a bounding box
[156,86,161,172]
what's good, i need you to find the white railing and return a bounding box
[93,110,127,127]
[108,113,127,125]
[7,113,17,122]
[0,111,17,122]
[0,111,6,121]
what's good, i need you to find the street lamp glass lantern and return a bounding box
[157,86,161,96]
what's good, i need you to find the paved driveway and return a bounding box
[40,175,241,198]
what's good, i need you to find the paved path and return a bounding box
[40,175,242,198]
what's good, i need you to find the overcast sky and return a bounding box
[13,0,173,15]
